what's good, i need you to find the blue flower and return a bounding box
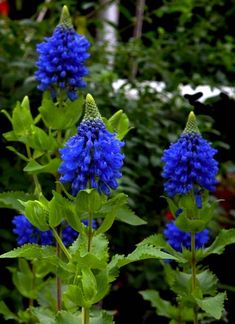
[164,221,210,252]
[59,94,125,196]
[162,111,218,198]
[35,6,90,101]
[12,215,53,246]
[12,215,97,246]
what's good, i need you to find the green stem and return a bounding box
[51,226,71,261]
[191,232,198,324]
[25,144,41,196]
[82,307,89,324]
[56,226,62,311]
[82,210,93,324]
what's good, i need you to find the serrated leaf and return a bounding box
[90,310,114,324]
[115,206,146,225]
[137,234,186,263]
[23,158,60,175]
[0,244,55,260]
[69,234,109,265]
[56,310,81,324]
[203,229,235,257]
[32,307,55,324]
[0,191,35,212]
[107,245,177,282]
[195,292,226,319]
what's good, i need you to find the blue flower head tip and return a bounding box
[84,94,102,121]
[183,111,200,134]
[59,5,73,28]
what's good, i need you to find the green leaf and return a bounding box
[23,158,60,175]
[140,290,177,318]
[69,234,109,267]
[48,191,69,227]
[75,189,104,215]
[32,308,55,324]
[175,210,206,233]
[0,191,35,212]
[12,259,38,299]
[3,130,18,141]
[63,284,86,308]
[161,196,178,216]
[12,97,34,135]
[81,268,97,306]
[195,292,226,319]
[94,193,129,234]
[108,244,178,282]
[22,200,49,231]
[197,270,218,295]
[137,234,186,263]
[108,109,132,140]
[6,146,29,161]
[39,92,83,130]
[22,125,57,152]
[115,206,146,225]
[203,229,235,257]
[0,301,18,321]
[56,310,81,324]
[90,310,114,324]
[92,271,110,304]
[0,244,55,260]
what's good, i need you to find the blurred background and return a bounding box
[0,0,235,323]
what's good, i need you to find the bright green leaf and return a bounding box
[0,191,35,212]
[195,292,226,319]
[23,158,60,175]
[21,200,49,231]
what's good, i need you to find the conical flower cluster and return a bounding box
[59,94,125,196]
[35,6,90,101]
[162,112,218,197]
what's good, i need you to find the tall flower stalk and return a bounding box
[162,111,219,323]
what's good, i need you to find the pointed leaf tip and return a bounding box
[183,111,200,134]
[59,5,73,28]
[84,94,102,121]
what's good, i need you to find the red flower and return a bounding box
[165,211,174,220]
[0,0,9,16]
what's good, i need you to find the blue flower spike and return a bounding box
[162,111,218,206]
[59,94,125,196]
[164,221,210,252]
[35,5,90,101]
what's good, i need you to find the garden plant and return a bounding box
[0,4,235,324]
